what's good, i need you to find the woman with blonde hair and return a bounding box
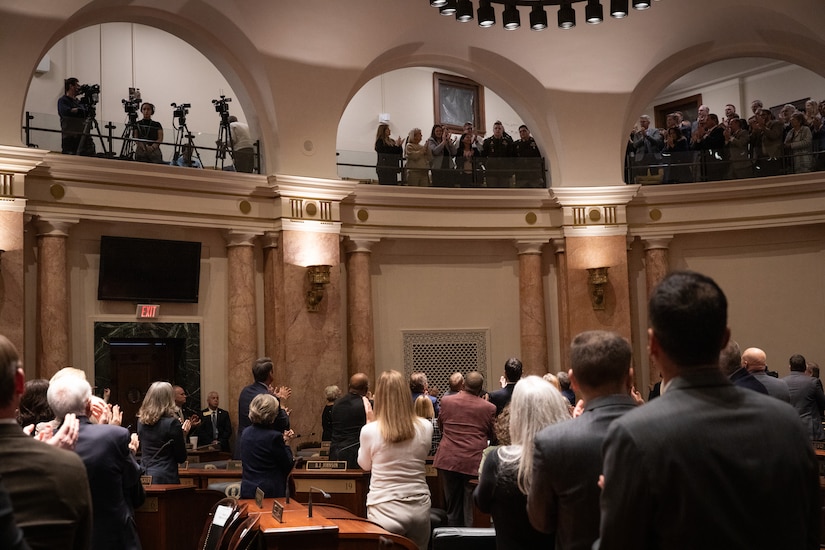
[414,394,441,456]
[137,381,190,483]
[404,128,432,187]
[358,370,433,550]
[474,375,570,549]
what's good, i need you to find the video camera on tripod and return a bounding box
[122,98,142,116]
[78,84,100,109]
[172,102,191,121]
[212,95,231,114]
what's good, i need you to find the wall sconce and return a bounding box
[587,267,609,310]
[306,265,331,312]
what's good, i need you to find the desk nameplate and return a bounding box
[293,478,356,494]
[306,460,347,470]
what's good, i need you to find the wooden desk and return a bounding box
[179,467,241,489]
[291,469,370,518]
[243,498,416,550]
[248,498,339,549]
[135,485,225,550]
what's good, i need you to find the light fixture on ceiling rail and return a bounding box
[431,0,656,30]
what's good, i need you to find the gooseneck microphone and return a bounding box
[307,485,331,518]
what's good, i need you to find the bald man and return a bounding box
[742,347,790,402]
[329,373,371,468]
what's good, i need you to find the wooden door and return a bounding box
[109,339,177,431]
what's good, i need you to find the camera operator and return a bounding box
[229,116,254,173]
[57,77,93,155]
[133,102,164,163]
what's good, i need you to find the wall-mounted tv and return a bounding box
[97,236,202,303]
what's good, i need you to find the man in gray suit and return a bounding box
[742,347,790,402]
[783,353,825,440]
[527,330,637,550]
[598,271,819,549]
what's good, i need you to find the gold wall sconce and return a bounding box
[587,266,609,310]
[306,264,332,312]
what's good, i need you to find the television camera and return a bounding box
[78,83,100,108]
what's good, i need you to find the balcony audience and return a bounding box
[374,123,404,185]
[405,127,432,187]
[428,124,457,187]
[358,370,433,550]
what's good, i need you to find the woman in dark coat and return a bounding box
[455,133,480,187]
[137,381,190,484]
[240,393,295,498]
[375,123,404,185]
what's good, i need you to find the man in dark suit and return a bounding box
[236,357,290,459]
[488,357,522,415]
[197,391,233,451]
[329,373,371,468]
[598,271,820,549]
[0,335,92,550]
[783,353,825,441]
[742,346,790,402]
[48,369,144,550]
[434,371,496,527]
[718,339,767,394]
[527,331,637,550]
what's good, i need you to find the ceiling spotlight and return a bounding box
[477,0,496,26]
[430,0,448,7]
[633,0,651,9]
[558,2,576,29]
[456,0,474,21]
[585,0,604,23]
[439,0,458,15]
[530,5,548,30]
[610,0,629,17]
[503,4,520,30]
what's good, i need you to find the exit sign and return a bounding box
[136,304,160,319]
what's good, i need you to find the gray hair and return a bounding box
[47,372,91,419]
[249,393,280,426]
[499,376,571,495]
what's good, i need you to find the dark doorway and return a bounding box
[109,338,181,432]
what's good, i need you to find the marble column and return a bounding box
[0,209,25,361]
[643,237,672,390]
[225,231,259,439]
[262,231,286,381]
[345,238,377,383]
[552,238,570,374]
[516,241,549,375]
[281,229,342,443]
[35,218,76,380]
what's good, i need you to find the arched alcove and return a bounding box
[626,57,825,184]
[336,66,547,187]
[25,23,257,170]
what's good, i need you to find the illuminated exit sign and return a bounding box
[136,304,160,319]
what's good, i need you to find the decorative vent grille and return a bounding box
[403,330,490,396]
[0,173,13,196]
[604,206,617,224]
[572,207,587,225]
[290,199,303,218]
[319,201,333,220]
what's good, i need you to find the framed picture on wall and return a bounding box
[433,72,485,135]
[770,98,809,119]
[654,93,702,129]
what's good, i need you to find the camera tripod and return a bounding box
[172,116,202,167]
[76,107,107,157]
[118,111,140,160]
[215,111,235,170]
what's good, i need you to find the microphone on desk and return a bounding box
[307,486,331,518]
[148,439,175,462]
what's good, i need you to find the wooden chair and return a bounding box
[225,514,261,550]
[197,497,248,550]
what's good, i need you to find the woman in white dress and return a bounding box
[358,370,433,550]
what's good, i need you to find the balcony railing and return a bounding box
[336,149,549,188]
[624,149,825,184]
[23,111,260,173]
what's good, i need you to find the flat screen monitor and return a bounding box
[97,235,202,303]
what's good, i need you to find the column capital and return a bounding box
[261,230,281,249]
[34,216,78,237]
[514,240,547,255]
[551,238,566,254]
[642,236,674,251]
[224,230,262,247]
[345,238,380,254]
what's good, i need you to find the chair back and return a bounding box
[225,514,261,550]
[197,497,245,550]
